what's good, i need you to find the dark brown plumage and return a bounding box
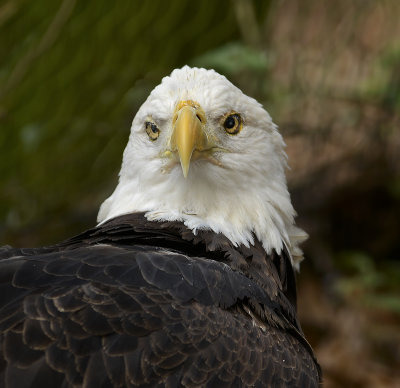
[0,213,321,387]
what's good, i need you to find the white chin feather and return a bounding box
[97,66,307,268]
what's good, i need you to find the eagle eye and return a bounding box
[145,121,160,141]
[223,113,242,135]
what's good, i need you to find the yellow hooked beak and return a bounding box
[170,101,209,178]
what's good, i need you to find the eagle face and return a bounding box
[98,66,307,268]
[130,67,279,181]
[132,67,274,179]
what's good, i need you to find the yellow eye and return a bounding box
[223,113,242,135]
[145,121,160,141]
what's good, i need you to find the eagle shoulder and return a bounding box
[0,214,320,387]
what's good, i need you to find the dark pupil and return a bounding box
[225,116,236,129]
[146,122,158,134]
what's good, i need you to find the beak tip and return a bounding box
[181,163,189,178]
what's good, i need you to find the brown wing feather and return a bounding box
[0,213,321,387]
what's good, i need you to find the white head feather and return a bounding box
[98,66,307,268]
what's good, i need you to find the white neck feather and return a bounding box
[98,145,307,269]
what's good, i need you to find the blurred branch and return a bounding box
[0,1,18,28]
[0,0,76,101]
[232,0,262,48]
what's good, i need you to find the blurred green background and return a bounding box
[1,0,399,386]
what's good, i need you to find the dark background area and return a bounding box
[1,1,399,386]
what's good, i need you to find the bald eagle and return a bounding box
[0,67,321,387]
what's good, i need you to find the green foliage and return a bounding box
[380,45,400,111]
[192,42,270,75]
[336,251,400,314]
[358,44,400,111]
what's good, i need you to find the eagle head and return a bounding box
[97,66,307,268]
